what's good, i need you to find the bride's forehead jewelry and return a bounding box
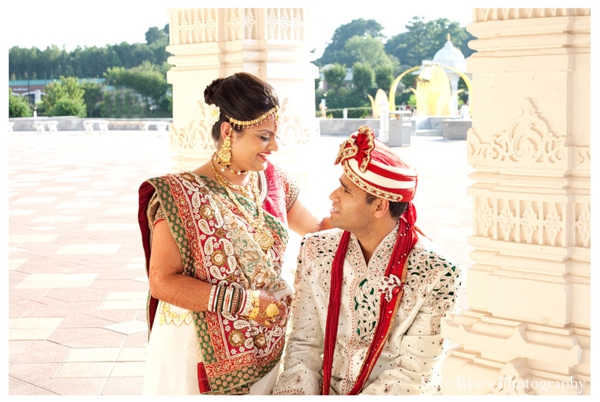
[226,106,279,130]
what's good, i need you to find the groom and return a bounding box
[273,126,462,395]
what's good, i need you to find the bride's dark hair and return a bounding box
[204,72,279,142]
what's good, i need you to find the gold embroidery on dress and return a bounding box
[158,302,193,326]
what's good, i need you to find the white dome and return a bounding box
[433,39,466,71]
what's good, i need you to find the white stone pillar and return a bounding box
[441,8,591,395]
[165,8,319,172]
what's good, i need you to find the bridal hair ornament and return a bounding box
[206,104,221,127]
[226,106,280,130]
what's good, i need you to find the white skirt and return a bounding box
[143,300,278,395]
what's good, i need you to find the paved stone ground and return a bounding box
[7,128,473,395]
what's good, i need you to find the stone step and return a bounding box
[414,129,443,137]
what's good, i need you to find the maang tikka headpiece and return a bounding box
[225,106,280,130]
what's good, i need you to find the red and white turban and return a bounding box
[334,126,418,202]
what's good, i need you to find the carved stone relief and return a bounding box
[169,8,306,45]
[474,196,580,247]
[467,99,566,169]
[169,100,217,153]
[474,8,590,22]
[226,9,244,41]
[243,9,257,39]
[171,9,218,45]
[278,98,312,147]
[574,203,591,247]
[265,8,305,40]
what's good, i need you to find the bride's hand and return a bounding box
[248,290,289,328]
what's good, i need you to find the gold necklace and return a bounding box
[211,162,274,252]
[211,161,252,198]
[212,153,248,176]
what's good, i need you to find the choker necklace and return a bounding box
[211,161,274,252]
[212,153,248,176]
[210,160,253,198]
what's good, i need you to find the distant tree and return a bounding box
[374,64,394,91]
[43,76,86,117]
[352,62,375,96]
[101,88,146,118]
[100,90,118,118]
[322,63,347,95]
[457,30,476,59]
[104,61,171,117]
[9,24,172,83]
[37,45,66,80]
[145,26,168,45]
[344,35,397,72]
[50,98,86,117]
[318,19,385,67]
[110,42,156,68]
[163,23,170,39]
[9,46,40,79]
[145,25,170,66]
[72,46,123,78]
[81,81,103,117]
[9,90,32,117]
[384,17,475,68]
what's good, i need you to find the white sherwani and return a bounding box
[273,226,461,395]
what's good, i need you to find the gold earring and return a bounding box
[217,129,232,168]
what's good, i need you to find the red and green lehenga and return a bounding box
[138,162,298,395]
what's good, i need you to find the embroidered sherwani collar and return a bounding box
[346,222,401,275]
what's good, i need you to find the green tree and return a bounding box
[118,42,159,67]
[318,19,385,67]
[9,24,172,81]
[100,91,118,117]
[344,35,397,72]
[81,81,103,117]
[163,23,170,38]
[72,46,123,77]
[43,76,87,117]
[145,26,168,45]
[145,26,170,67]
[50,98,86,117]
[101,89,145,118]
[104,61,171,117]
[37,45,65,80]
[9,90,32,117]
[374,64,394,91]
[9,46,41,79]
[322,63,347,95]
[385,17,475,68]
[352,62,375,96]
